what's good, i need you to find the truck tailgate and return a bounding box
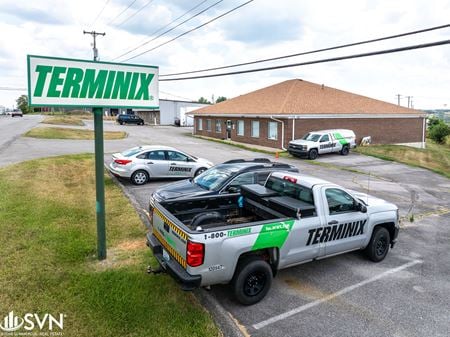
[152,205,189,268]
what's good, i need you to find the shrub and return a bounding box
[429,121,450,144]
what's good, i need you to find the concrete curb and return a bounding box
[194,288,245,337]
[107,168,243,337]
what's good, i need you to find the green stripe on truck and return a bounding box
[251,220,295,251]
[333,132,349,145]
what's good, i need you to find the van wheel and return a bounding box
[365,227,390,262]
[340,146,349,155]
[119,121,123,125]
[308,149,318,160]
[131,170,149,185]
[233,257,272,305]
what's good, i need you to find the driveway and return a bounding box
[1,116,449,337]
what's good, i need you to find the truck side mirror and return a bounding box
[227,186,239,194]
[358,203,367,213]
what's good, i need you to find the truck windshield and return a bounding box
[266,177,314,205]
[302,133,321,142]
[193,167,236,191]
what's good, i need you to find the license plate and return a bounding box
[162,249,170,262]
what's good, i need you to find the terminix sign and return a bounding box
[27,55,159,109]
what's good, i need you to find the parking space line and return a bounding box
[253,259,423,330]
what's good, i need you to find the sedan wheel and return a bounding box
[131,170,149,185]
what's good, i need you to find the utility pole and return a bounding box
[83,29,107,260]
[406,96,413,108]
[83,30,105,61]
[396,94,402,106]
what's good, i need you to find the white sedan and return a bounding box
[109,145,214,185]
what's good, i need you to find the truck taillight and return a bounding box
[114,159,132,165]
[187,241,204,267]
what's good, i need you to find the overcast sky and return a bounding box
[0,0,449,110]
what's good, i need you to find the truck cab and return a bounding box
[288,129,356,159]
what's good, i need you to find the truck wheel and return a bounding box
[340,146,349,156]
[308,149,318,160]
[131,170,149,185]
[365,227,390,262]
[233,257,273,305]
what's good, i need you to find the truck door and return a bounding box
[318,134,333,154]
[321,187,368,256]
[280,215,324,268]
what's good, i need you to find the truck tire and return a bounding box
[365,227,390,262]
[308,149,318,160]
[340,146,349,156]
[131,170,149,185]
[233,257,273,305]
[190,211,225,229]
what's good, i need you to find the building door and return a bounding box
[226,120,232,139]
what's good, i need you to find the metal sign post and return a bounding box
[27,54,159,260]
[93,106,106,259]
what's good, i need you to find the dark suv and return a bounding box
[117,114,144,125]
[150,158,299,203]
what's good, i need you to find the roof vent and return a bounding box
[321,84,325,90]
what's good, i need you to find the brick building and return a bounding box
[192,79,426,149]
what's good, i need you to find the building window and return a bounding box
[197,118,203,131]
[251,121,260,138]
[206,119,212,132]
[268,121,278,140]
[215,119,222,133]
[237,120,244,136]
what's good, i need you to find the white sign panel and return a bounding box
[27,55,159,108]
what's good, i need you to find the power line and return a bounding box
[159,39,450,81]
[161,23,450,77]
[0,87,27,91]
[113,0,221,61]
[160,91,196,101]
[108,0,139,25]
[91,0,111,26]
[122,0,255,62]
[116,0,155,27]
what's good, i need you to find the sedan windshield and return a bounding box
[121,147,143,157]
[193,167,235,191]
[302,133,321,142]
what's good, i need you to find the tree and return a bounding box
[428,120,450,144]
[427,116,441,130]
[16,95,31,114]
[215,96,227,103]
[198,97,211,104]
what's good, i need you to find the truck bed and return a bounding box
[158,184,317,231]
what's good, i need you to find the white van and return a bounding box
[288,129,356,160]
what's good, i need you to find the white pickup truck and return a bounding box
[147,171,399,305]
[288,129,356,160]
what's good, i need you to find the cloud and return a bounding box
[0,2,66,25]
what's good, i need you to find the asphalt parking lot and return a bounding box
[2,116,449,337]
[105,125,450,337]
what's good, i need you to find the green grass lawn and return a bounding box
[355,139,450,178]
[42,115,86,126]
[0,154,220,337]
[24,127,127,140]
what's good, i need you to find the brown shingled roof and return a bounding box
[192,79,422,115]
